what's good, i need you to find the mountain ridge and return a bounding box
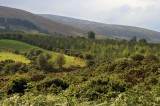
[0,6,84,35]
[0,6,160,42]
[40,14,160,42]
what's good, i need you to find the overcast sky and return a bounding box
[0,0,160,31]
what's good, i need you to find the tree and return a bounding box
[55,54,66,69]
[130,36,137,43]
[139,38,147,44]
[36,54,48,70]
[87,31,95,39]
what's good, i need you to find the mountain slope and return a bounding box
[0,6,160,42]
[40,14,160,42]
[0,6,84,35]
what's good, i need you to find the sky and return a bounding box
[0,0,160,31]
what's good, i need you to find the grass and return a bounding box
[0,39,35,52]
[0,40,86,67]
[0,52,30,64]
[49,52,86,67]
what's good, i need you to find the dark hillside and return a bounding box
[0,6,84,35]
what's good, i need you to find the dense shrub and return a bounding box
[130,54,144,61]
[3,62,27,74]
[0,60,15,71]
[36,78,69,94]
[145,54,159,62]
[12,50,20,54]
[114,61,129,71]
[83,53,93,60]
[86,60,95,66]
[7,78,27,95]
[36,54,48,70]
[30,74,46,82]
[26,48,43,60]
[1,32,160,105]
[66,78,126,101]
[44,53,52,59]
[55,54,66,69]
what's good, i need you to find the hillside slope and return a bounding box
[40,14,160,42]
[1,6,160,42]
[0,6,84,35]
[0,52,30,64]
[0,40,86,67]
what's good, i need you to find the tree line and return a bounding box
[0,32,159,62]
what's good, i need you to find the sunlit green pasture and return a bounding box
[0,40,86,67]
[0,39,35,52]
[0,52,30,64]
[49,52,86,67]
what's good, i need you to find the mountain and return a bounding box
[0,6,160,42]
[40,14,160,42]
[0,6,84,35]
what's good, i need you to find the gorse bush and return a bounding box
[35,78,69,94]
[1,33,160,105]
[130,54,144,61]
[25,48,43,60]
[6,78,28,95]
[2,61,27,74]
[145,54,159,62]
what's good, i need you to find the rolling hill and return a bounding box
[0,40,86,67]
[40,14,160,42]
[0,6,84,36]
[0,6,160,42]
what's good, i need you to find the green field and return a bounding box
[0,40,35,52]
[0,40,86,67]
[50,53,86,67]
[0,52,30,64]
